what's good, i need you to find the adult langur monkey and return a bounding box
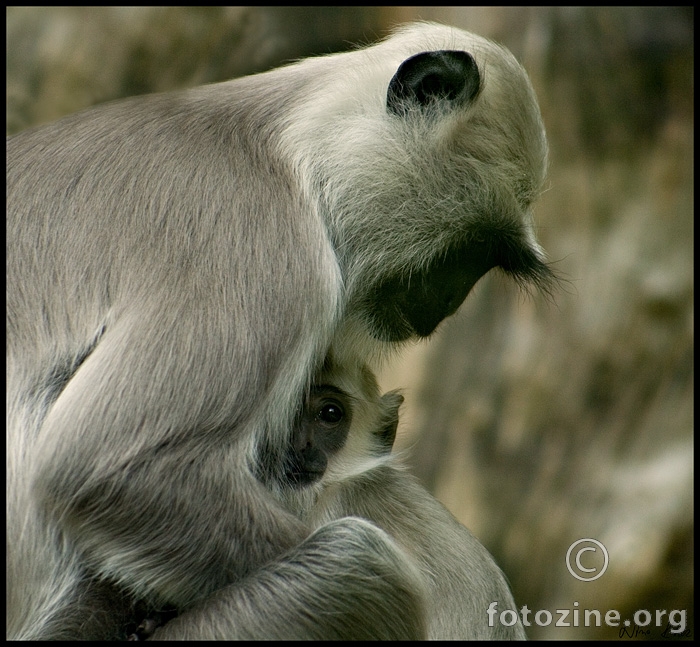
[7,22,554,640]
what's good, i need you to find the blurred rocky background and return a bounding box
[7,7,693,640]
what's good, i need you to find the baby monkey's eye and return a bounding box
[318,401,344,425]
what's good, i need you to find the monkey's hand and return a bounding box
[125,606,178,641]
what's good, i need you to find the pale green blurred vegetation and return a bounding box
[7,7,692,639]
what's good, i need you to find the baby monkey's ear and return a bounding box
[373,391,405,454]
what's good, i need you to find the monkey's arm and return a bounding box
[316,464,527,640]
[31,306,312,608]
[150,517,426,640]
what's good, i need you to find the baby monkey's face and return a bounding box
[282,359,404,490]
[284,385,353,487]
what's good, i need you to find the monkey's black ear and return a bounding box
[374,392,404,454]
[387,50,480,116]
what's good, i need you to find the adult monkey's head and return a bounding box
[283,22,555,343]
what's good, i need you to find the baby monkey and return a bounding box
[280,355,526,640]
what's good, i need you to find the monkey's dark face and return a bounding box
[363,229,555,342]
[363,242,494,341]
[283,386,352,487]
